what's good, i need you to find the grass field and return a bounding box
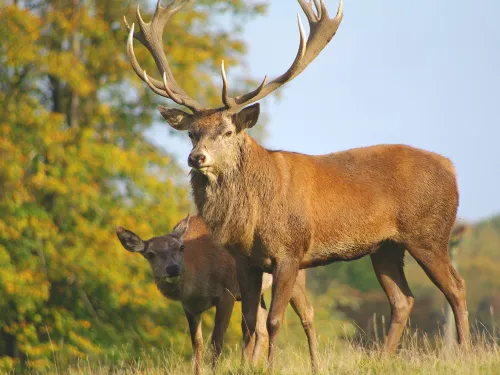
[29,331,499,375]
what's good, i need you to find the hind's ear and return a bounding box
[172,214,191,240]
[116,227,145,252]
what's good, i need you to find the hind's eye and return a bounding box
[188,132,193,139]
[225,130,233,138]
[145,252,156,260]
[180,245,185,251]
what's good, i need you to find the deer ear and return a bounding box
[116,227,145,253]
[233,103,260,131]
[158,106,193,130]
[172,214,191,240]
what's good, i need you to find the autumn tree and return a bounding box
[0,0,266,370]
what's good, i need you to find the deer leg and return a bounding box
[211,297,235,370]
[252,295,269,365]
[267,259,299,372]
[289,270,318,372]
[185,309,203,375]
[236,257,263,364]
[407,243,470,347]
[371,243,414,353]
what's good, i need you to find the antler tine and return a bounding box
[221,0,343,113]
[126,11,179,92]
[315,0,324,19]
[124,15,146,45]
[126,22,168,92]
[136,0,191,90]
[142,68,192,110]
[143,69,170,98]
[124,0,202,113]
[221,60,270,108]
[220,60,235,108]
[140,69,184,108]
[161,71,191,107]
[299,0,319,23]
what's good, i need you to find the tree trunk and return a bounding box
[3,329,19,359]
[69,0,81,128]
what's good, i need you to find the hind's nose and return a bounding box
[166,265,180,277]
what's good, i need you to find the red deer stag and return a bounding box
[124,0,469,370]
[116,215,317,374]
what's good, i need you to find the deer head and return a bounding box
[125,0,343,177]
[116,215,191,283]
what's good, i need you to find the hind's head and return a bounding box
[116,215,190,283]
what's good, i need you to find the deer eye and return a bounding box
[188,132,193,139]
[224,130,233,138]
[145,252,156,260]
[180,245,185,251]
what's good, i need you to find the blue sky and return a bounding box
[148,0,500,222]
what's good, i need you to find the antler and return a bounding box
[124,0,202,113]
[221,0,343,113]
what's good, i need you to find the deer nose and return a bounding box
[166,265,180,277]
[188,152,207,168]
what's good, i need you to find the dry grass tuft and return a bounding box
[27,332,500,375]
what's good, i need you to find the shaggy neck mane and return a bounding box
[190,134,276,249]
